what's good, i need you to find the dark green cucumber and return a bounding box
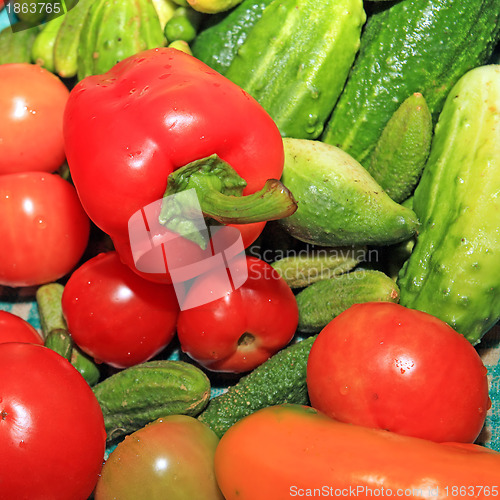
[191,0,273,75]
[296,270,400,333]
[364,92,433,203]
[322,0,500,165]
[271,246,366,289]
[397,65,500,345]
[224,0,365,139]
[198,335,316,437]
[93,360,211,442]
[278,138,420,247]
[77,0,166,80]
[0,23,40,64]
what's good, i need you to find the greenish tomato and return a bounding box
[94,415,224,500]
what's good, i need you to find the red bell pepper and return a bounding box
[176,256,299,373]
[63,47,295,283]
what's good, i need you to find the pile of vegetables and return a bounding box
[1,0,500,497]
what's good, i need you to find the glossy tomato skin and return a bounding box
[0,343,106,500]
[215,404,500,500]
[0,64,69,174]
[176,256,298,373]
[61,251,179,368]
[306,302,490,443]
[0,311,43,344]
[95,415,224,500]
[0,172,90,287]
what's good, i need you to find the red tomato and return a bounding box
[0,172,90,287]
[0,64,69,174]
[0,311,43,344]
[95,415,224,500]
[215,404,500,500]
[61,251,179,368]
[0,342,106,500]
[306,302,490,443]
[176,256,298,373]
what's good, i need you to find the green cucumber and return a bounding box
[278,138,420,247]
[44,328,73,360]
[198,335,316,437]
[364,92,433,204]
[53,0,94,78]
[322,0,500,165]
[224,0,365,139]
[164,6,202,43]
[191,0,273,75]
[93,360,211,442]
[296,270,400,333]
[31,14,66,72]
[397,65,500,345]
[36,282,101,386]
[271,246,366,289]
[77,0,166,80]
[0,23,40,64]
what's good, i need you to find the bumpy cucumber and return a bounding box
[53,0,94,78]
[397,65,500,345]
[271,246,366,289]
[365,93,433,203]
[0,24,40,64]
[198,335,316,437]
[77,0,166,80]
[191,0,273,75]
[224,0,365,139]
[93,360,211,442]
[278,138,420,247]
[322,0,500,165]
[296,270,400,333]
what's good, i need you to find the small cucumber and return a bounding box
[70,348,102,387]
[164,6,202,43]
[397,65,500,345]
[224,0,365,139]
[44,328,73,360]
[296,270,400,333]
[53,0,94,78]
[198,335,316,437]
[36,282,101,386]
[31,14,66,72]
[364,92,433,204]
[93,360,211,442]
[0,23,40,64]
[191,0,274,75]
[278,138,420,247]
[271,246,366,289]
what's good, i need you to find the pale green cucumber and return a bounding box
[53,0,94,78]
[31,14,66,72]
[278,138,420,247]
[398,65,500,345]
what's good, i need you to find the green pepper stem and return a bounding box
[189,176,297,225]
[159,154,297,242]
